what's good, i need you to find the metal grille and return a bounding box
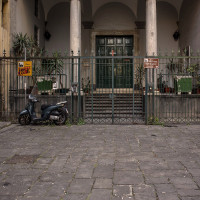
[0,53,200,125]
[146,53,200,125]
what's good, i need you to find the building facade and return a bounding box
[1,0,200,57]
[1,0,200,124]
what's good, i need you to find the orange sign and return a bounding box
[18,61,32,76]
[144,58,159,69]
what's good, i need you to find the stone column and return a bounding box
[146,0,157,89]
[70,0,81,82]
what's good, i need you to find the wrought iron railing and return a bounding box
[0,52,199,124]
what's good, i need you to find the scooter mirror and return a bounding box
[29,94,34,99]
[29,94,37,101]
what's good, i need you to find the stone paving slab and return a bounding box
[0,124,200,199]
[0,122,11,130]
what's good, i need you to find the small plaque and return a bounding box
[144,58,159,69]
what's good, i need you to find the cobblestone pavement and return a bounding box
[0,124,200,200]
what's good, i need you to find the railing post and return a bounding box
[112,54,114,124]
[78,51,81,120]
[145,68,148,124]
[91,57,94,123]
[71,51,74,122]
[152,68,155,120]
[132,57,135,122]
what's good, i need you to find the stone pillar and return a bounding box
[146,0,157,89]
[70,0,81,82]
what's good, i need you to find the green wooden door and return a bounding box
[96,36,133,88]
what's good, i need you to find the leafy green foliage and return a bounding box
[77,118,85,125]
[12,32,43,57]
[41,51,64,75]
[148,117,164,126]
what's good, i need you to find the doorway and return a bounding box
[96,36,134,88]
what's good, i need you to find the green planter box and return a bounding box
[174,76,192,93]
[37,80,52,91]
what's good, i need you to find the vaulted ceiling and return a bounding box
[41,0,183,20]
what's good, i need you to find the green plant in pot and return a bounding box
[36,51,64,93]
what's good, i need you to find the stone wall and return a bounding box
[147,94,200,123]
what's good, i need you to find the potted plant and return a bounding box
[35,51,64,94]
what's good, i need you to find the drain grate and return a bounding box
[5,154,40,164]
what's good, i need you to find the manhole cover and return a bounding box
[5,154,40,164]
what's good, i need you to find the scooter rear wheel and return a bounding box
[54,110,67,125]
[19,114,31,125]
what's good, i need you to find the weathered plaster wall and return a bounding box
[179,0,200,52]
[0,0,10,56]
[157,2,179,53]
[45,2,70,54]
[14,0,45,48]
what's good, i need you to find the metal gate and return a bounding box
[82,56,145,124]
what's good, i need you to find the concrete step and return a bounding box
[84,93,144,120]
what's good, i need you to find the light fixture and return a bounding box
[173,30,180,41]
[44,31,51,41]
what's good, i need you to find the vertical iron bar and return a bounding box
[6,59,8,120]
[91,57,94,123]
[145,68,148,124]
[78,54,81,120]
[152,68,155,120]
[112,56,114,124]
[24,47,27,106]
[71,53,74,122]
[132,57,135,122]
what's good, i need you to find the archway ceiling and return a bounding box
[41,0,69,19]
[92,0,137,17]
[41,0,183,20]
[157,0,183,15]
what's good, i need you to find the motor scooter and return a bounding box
[18,94,68,125]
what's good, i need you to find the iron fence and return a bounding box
[0,53,200,125]
[146,53,200,124]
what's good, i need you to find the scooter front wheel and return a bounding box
[54,110,67,125]
[18,114,31,125]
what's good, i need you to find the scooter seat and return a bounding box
[41,104,52,110]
